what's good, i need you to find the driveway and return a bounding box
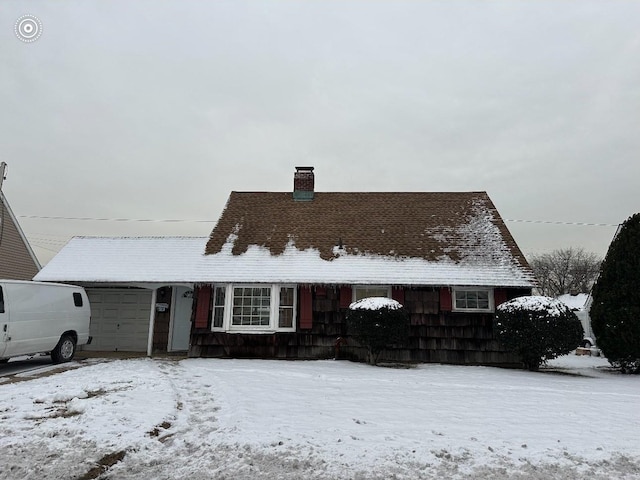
[0,354,56,378]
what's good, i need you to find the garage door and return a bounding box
[86,289,152,352]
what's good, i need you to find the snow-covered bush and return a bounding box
[494,296,583,371]
[591,213,640,373]
[346,297,410,365]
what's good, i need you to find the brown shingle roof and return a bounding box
[205,191,532,279]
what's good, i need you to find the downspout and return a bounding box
[147,288,158,357]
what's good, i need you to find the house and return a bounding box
[0,190,41,280]
[557,292,595,347]
[34,236,208,355]
[189,167,536,365]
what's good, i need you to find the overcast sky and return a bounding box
[2,1,638,264]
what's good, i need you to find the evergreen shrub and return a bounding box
[591,213,640,373]
[346,298,410,365]
[494,296,583,371]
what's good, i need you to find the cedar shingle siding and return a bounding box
[189,285,529,365]
[0,193,40,280]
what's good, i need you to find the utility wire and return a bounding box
[19,215,215,223]
[29,242,62,253]
[504,219,619,227]
[20,214,619,227]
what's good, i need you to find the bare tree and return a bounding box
[528,247,602,297]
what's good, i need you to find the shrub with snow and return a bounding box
[591,213,640,374]
[346,297,410,365]
[494,296,583,371]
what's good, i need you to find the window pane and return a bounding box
[231,286,271,327]
[280,287,294,306]
[355,287,389,301]
[455,290,491,310]
[215,287,226,305]
[213,307,224,328]
[467,296,478,309]
[279,308,293,328]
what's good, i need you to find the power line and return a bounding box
[504,219,620,228]
[19,215,216,223]
[20,214,620,227]
[29,242,62,253]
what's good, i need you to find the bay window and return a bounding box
[211,284,297,332]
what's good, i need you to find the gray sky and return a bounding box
[1,0,638,264]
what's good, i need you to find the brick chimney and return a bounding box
[293,166,314,201]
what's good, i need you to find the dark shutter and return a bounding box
[439,287,452,312]
[339,286,353,309]
[194,285,212,329]
[494,288,508,307]
[391,287,405,305]
[299,286,313,330]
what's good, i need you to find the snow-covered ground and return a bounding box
[1,355,639,479]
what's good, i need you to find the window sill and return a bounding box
[215,329,296,334]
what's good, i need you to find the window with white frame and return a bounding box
[353,286,391,302]
[232,286,271,326]
[278,287,295,328]
[212,286,226,329]
[211,284,297,332]
[453,288,493,312]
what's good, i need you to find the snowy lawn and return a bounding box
[1,355,639,479]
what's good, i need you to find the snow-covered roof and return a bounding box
[34,234,535,287]
[556,293,590,311]
[34,237,210,284]
[34,191,537,287]
[198,241,533,286]
[203,191,536,287]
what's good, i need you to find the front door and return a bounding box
[169,286,193,351]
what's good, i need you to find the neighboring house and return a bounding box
[557,292,595,347]
[34,237,208,355]
[0,191,41,280]
[190,167,536,365]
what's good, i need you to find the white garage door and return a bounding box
[86,289,152,352]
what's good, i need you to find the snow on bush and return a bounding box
[494,296,583,371]
[349,297,402,310]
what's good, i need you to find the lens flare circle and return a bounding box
[15,15,42,43]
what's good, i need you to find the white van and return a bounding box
[0,280,92,363]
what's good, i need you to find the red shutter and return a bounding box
[299,286,313,330]
[339,286,353,309]
[439,287,452,312]
[391,287,405,305]
[494,288,508,307]
[194,285,212,329]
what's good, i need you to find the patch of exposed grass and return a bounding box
[76,450,127,480]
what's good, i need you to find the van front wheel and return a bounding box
[52,335,76,364]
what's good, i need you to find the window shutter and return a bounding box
[339,286,352,309]
[194,285,212,329]
[391,287,405,305]
[299,286,313,330]
[439,287,452,312]
[494,288,508,307]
